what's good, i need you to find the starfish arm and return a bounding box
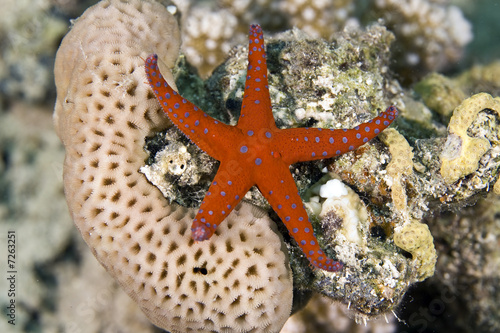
[145,54,241,160]
[255,162,343,272]
[191,161,254,241]
[237,24,277,133]
[277,106,398,164]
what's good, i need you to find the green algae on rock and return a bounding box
[201,22,402,131]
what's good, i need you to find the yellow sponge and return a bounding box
[440,93,500,184]
[394,221,436,281]
[380,128,414,213]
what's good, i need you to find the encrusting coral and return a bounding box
[379,128,414,214]
[393,220,436,281]
[54,1,292,332]
[440,93,500,185]
[456,60,500,97]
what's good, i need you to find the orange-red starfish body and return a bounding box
[145,24,398,272]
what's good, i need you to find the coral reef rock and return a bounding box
[146,18,438,321]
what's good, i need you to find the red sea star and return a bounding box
[145,24,398,272]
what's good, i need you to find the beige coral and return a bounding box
[379,128,414,214]
[373,0,472,72]
[440,93,500,184]
[393,221,436,281]
[181,6,239,77]
[280,0,354,38]
[54,0,293,332]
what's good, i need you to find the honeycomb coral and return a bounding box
[54,0,292,332]
[440,93,500,184]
